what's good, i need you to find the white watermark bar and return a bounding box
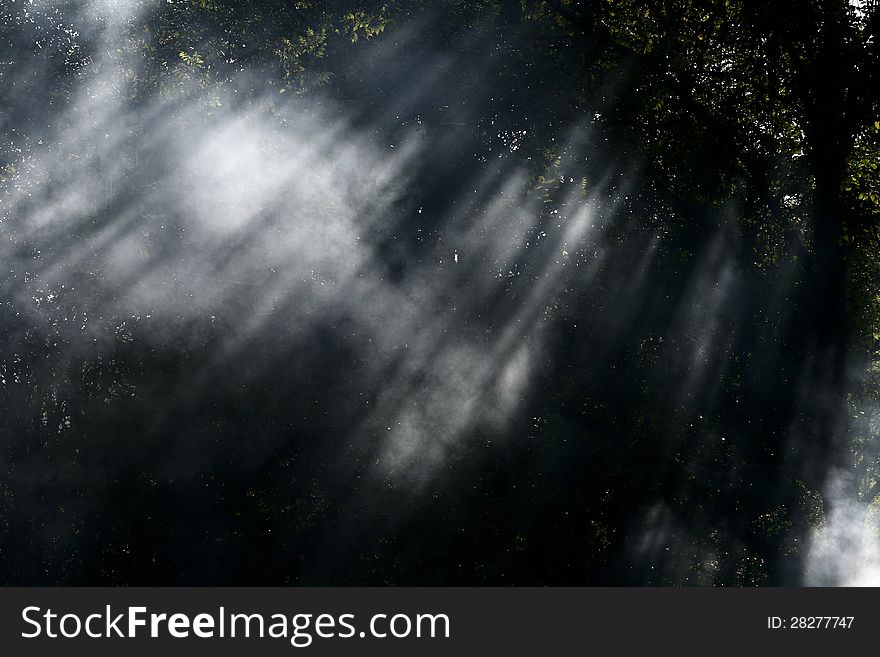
[0,588,876,655]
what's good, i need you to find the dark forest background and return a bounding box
[1,0,879,585]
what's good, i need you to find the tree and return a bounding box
[1,0,878,585]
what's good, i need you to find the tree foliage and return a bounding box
[1,0,879,585]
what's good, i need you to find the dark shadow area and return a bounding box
[1,0,879,585]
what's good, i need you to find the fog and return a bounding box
[1,0,876,585]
